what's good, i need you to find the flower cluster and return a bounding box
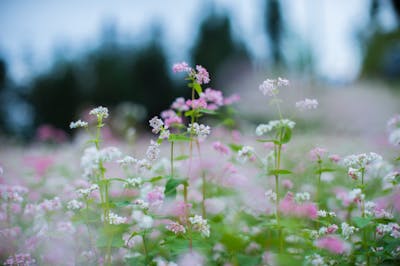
[256,119,296,136]
[187,123,211,139]
[258,77,289,96]
[89,106,109,119]
[296,98,319,110]
[189,215,210,238]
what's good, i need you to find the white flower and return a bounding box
[255,119,295,136]
[146,140,160,162]
[383,171,399,190]
[259,79,277,96]
[295,98,318,110]
[341,222,358,239]
[265,190,277,201]
[160,129,170,139]
[117,156,136,167]
[149,116,164,134]
[67,199,84,210]
[89,106,109,119]
[140,215,153,229]
[237,146,254,163]
[106,212,127,225]
[295,192,310,202]
[343,152,383,169]
[69,119,88,129]
[389,128,400,146]
[189,215,210,238]
[188,123,211,139]
[124,177,142,188]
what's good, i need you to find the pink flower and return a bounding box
[172,62,191,73]
[223,93,240,105]
[171,97,189,112]
[201,88,224,106]
[329,154,341,163]
[314,236,347,254]
[147,187,165,206]
[212,141,229,155]
[195,65,210,84]
[165,116,183,128]
[327,224,339,234]
[282,179,293,189]
[309,147,327,161]
[279,192,318,219]
[186,98,207,109]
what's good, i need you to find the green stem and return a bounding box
[360,168,370,266]
[170,141,174,178]
[202,173,206,219]
[142,232,149,265]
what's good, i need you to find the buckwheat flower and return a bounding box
[317,210,327,217]
[259,79,277,96]
[309,147,327,161]
[160,129,170,140]
[139,215,154,229]
[37,197,62,213]
[172,61,191,73]
[343,152,383,169]
[89,106,109,119]
[195,65,210,84]
[212,141,229,155]
[387,114,400,129]
[146,186,165,207]
[166,221,186,234]
[237,145,254,163]
[348,167,361,180]
[171,97,189,112]
[389,128,400,146]
[133,199,149,210]
[383,171,399,190]
[69,119,88,129]
[314,236,347,254]
[326,224,339,234]
[376,223,400,238]
[329,154,341,163]
[106,211,127,225]
[146,140,160,162]
[277,77,290,86]
[296,98,318,110]
[4,253,36,266]
[255,124,273,136]
[189,215,210,238]
[200,88,224,106]
[67,199,84,210]
[124,177,142,189]
[348,188,364,203]
[149,116,164,134]
[188,123,211,139]
[117,156,136,167]
[295,192,311,202]
[265,189,277,201]
[186,98,207,109]
[305,253,325,266]
[99,146,122,162]
[374,208,393,219]
[341,222,358,239]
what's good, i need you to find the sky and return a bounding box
[0,0,398,83]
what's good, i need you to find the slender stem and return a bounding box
[202,173,206,218]
[142,232,149,265]
[274,140,283,252]
[360,168,370,266]
[170,141,174,178]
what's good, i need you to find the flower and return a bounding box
[265,190,277,201]
[237,146,254,163]
[296,98,318,110]
[188,123,211,139]
[172,61,191,73]
[146,140,160,162]
[255,119,295,136]
[69,119,88,129]
[212,141,229,155]
[314,236,347,254]
[171,97,189,111]
[309,147,327,161]
[189,215,210,238]
[195,65,210,84]
[89,106,109,119]
[341,222,358,239]
[149,116,164,134]
[106,212,128,225]
[258,77,289,96]
[166,222,186,234]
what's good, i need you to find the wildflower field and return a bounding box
[1,63,400,266]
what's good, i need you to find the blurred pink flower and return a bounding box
[315,236,347,254]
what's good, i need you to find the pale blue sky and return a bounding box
[0,0,397,83]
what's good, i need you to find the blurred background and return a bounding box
[0,0,399,141]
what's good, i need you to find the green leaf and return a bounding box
[148,176,163,183]
[256,139,280,144]
[315,168,336,174]
[108,177,127,183]
[352,217,371,228]
[280,126,292,144]
[193,82,202,95]
[268,169,292,176]
[198,108,217,115]
[168,134,191,142]
[174,155,189,161]
[228,143,243,152]
[165,178,186,198]
[113,200,131,207]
